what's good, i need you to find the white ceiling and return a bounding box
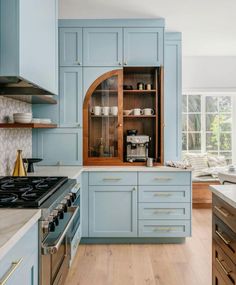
[59,0,236,56]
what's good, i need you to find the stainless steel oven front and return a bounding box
[41,206,79,285]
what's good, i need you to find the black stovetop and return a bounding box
[0,176,68,208]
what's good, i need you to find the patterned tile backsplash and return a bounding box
[0,97,32,176]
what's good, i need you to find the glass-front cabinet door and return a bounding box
[83,70,123,165]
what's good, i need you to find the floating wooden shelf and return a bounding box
[123,115,156,118]
[0,123,57,129]
[90,115,118,118]
[123,90,156,93]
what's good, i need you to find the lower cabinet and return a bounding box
[0,223,38,285]
[89,185,137,237]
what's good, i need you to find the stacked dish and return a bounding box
[13,113,32,123]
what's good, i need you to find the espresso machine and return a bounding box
[125,130,150,162]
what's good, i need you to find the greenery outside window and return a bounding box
[182,94,233,164]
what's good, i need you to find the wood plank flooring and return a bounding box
[66,209,212,285]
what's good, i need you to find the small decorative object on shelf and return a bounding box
[137,82,144,90]
[12,150,27,176]
[145,83,152,90]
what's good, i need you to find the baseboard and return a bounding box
[81,237,186,244]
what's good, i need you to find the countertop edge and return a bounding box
[210,185,236,208]
[0,210,41,260]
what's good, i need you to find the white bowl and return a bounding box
[14,118,32,124]
[13,113,32,116]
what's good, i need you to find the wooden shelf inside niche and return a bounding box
[123,115,156,118]
[123,90,156,93]
[0,123,57,129]
[90,115,118,118]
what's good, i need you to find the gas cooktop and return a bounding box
[0,176,68,208]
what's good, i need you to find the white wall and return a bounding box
[183,56,236,93]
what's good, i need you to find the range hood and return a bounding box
[0,0,58,102]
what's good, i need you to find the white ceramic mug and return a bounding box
[102,106,110,116]
[133,108,144,116]
[143,108,154,115]
[92,106,102,116]
[110,106,118,116]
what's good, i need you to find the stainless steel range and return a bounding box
[0,176,81,285]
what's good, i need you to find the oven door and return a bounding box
[41,206,79,285]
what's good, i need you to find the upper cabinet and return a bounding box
[0,0,58,94]
[83,28,123,66]
[59,28,83,66]
[124,28,164,66]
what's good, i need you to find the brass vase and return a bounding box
[12,150,27,176]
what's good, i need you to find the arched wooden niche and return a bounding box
[83,69,123,165]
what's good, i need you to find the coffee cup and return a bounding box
[133,108,144,116]
[102,106,110,116]
[92,106,101,116]
[143,108,154,116]
[110,106,118,116]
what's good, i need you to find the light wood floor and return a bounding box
[66,209,212,285]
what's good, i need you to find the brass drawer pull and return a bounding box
[214,206,231,218]
[0,258,23,285]
[153,209,173,214]
[154,177,172,181]
[154,193,172,197]
[102,178,122,181]
[215,230,231,245]
[153,227,174,232]
[216,257,232,276]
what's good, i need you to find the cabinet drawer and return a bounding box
[213,266,228,285]
[89,172,137,186]
[139,186,191,203]
[138,220,190,237]
[213,195,236,233]
[0,223,38,281]
[138,172,191,186]
[213,214,236,264]
[213,239,236,285]
[139,203,191,220]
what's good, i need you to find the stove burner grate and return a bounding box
[0,193,18,203]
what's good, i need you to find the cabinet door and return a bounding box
[124,28,164,66]
[164,33,182,161]
[34,128,82,165]
[59,67,83,127]
[89,185,137,237]
[83,28,122,66]
[59,28,82,66]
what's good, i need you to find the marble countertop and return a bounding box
[210,185,236,208]
[29,165,192,179]
[0,209,41,260]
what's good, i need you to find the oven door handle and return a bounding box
[42,206,79,255]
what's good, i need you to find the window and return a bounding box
[182,94,233,164]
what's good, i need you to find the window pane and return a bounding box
[206,133,218,151]
[219,96,232,112]
[188,133,201,150]
[206,114,219,132]
[182,133,187,150]
[206,96,218,112]
[188,114,201,131]
[220,133,232,151]
[188,95,201,112]
[182,95,187,112]
[219,114,232,132]
[182,114,187,131]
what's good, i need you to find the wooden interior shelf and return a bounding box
[90,115,118,118]
[123,89,156,93]
[0,123,57,129]
[123,115,156,118]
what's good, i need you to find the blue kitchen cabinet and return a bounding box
[0,0,58,94]
[0,223,38,285]
[33,128,82,165]
[59,67,83,127]
[124,28,164,66]
[164,32,182,161]
[83,28,123,66]
[89,185,137,237]
[59,28,82,66]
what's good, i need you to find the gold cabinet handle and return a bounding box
[76,60,81,65]
[153,227,173,232]
[132,187,136,191]
[214,206,231,218]
[216,257,232,276]
[153,209,173,214]
[215,230,231,245]
[0,258,23,285]
[154,177,172,181]
[154,193,172,197]
[102,178,122,181]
